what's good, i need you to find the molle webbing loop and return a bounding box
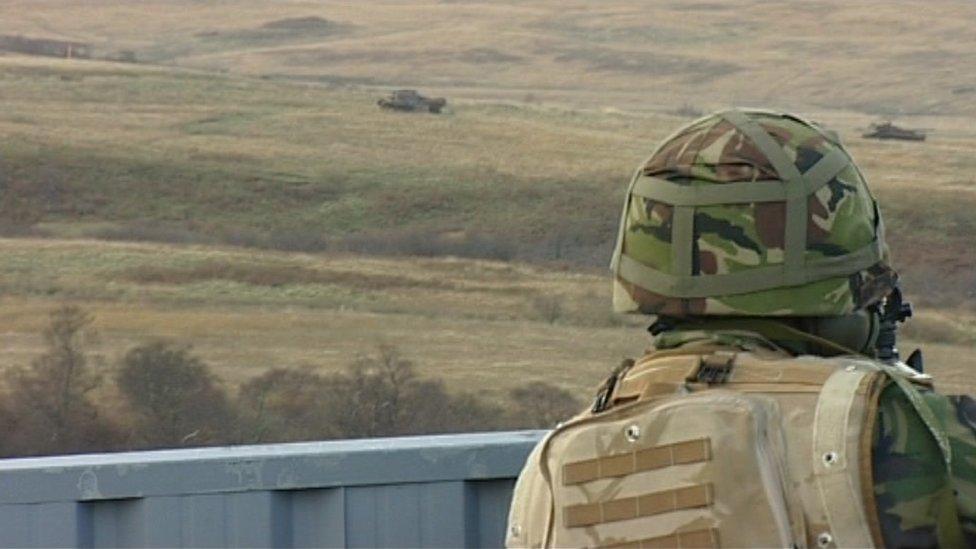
[612,108,885,299]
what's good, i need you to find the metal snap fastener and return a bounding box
[625,424,641,442]
[822,451,839,466]
[817,531,833,547]
[509,524,522,538]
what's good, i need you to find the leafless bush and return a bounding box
[237,367,341,443]
[0,321,585,457]
[116,341,233,448]
[0,305,119,456]
[327,345,508,437]
[236,346,508,441]
[332,345,422,437]
[507,381,583,428]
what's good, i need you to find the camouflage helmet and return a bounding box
[611,108,895,317]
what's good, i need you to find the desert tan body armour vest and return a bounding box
[506,343,937,548]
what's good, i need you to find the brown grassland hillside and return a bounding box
[0,0,974,419]
[2,0,975,117]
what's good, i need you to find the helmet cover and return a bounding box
[611,108,895,316]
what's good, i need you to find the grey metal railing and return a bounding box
[0,430,546,548]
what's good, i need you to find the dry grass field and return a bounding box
[1,237,973,401]
[0,1,974,412]
[0,52,972,296]
[0,237,645,400]
[1,0,975,117]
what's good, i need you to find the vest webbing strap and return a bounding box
[562,437,711,485]
[613,109,881,298]
[813,368,878,547]
[814,365,964,548]
[563,483,713,527]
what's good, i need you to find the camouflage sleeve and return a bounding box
[872,385,975,547]
[946,395,976,545]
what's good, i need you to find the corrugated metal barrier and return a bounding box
[0,430,546,548]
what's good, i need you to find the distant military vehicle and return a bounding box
[862,121,927,141]
[377,90,447,113]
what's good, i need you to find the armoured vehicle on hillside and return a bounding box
[862,121,927,141]
[377,89,447,113]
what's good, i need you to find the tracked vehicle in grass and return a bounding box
[862,121,927,141]
[377,89,447,113]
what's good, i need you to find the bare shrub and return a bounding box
[332,345,419,437]
[237,367,340,443]
[507,381,583,429]
[384,378,508,435]
[327,345,508,437]
[116,341,233,448]
[434,390,507,433]
[1,305,118,456]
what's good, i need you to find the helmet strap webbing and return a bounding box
[719,109,809,276]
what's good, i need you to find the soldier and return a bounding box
[506,109,975,548]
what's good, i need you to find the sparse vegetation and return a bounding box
[116,341,234,448]
[0,306,579,457]
[509,381,583,428]
[0,306,119,456]
[0,0,974,458]
[3,1,974,117]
